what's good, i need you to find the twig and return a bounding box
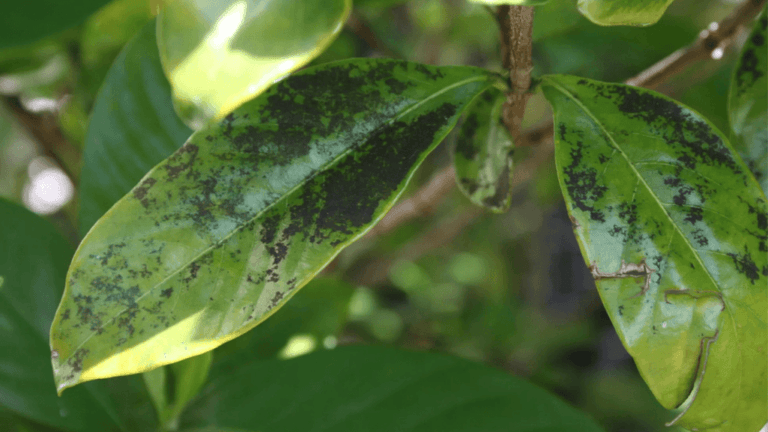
[498,5,535,141]
[626,0,766,89]
[3,96,81,186]
[354,0,763,283]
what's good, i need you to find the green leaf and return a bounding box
[728,6,767,195]
[540,75,767,431]
[157,0,352,129]
[181,345,605,431]
[577,0,675,26]
[0,199,123,431]
[79,20,192,235]
[50,59,503,393]
[452,87,514,212]
[209,277,353,374]
[0,0,111,49]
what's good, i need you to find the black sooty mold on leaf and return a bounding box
[49,58,503,394]
[541,74,767,432]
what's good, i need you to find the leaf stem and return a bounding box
[498,5,535,142]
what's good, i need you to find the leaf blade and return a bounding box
[540,74,767,431]
[577,0,675,26]
[51,59,502,392]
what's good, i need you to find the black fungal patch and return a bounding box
[735,13,766,91]
[134,178,157,209]
[728,247,761,284]
[164,144,199,180]
[560,125,608,222]
[684,206,703,225]
[160,288,173,298]
[691,228,709,247]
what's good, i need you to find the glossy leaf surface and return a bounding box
[577,0,674,26]
[541,75,767,431]
[79,20,192,235]
[181,345,605,432]
[0,0,110,49]
[0,199,122,431]
[157,0,351,128]
[51,59,502,393]
[728,6,767,195]
[453,87,514,212]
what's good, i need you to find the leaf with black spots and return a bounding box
[452,87,515,212]
[50,59,504,393]
[541,75,767,431]
[728,5,767,195]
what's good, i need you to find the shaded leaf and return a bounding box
[577,0,675,26]
[157,0,351,129]
[540,75,767,431]
[452,87,514,212]
[468,0,549,5]
[0,0,110,49]
[728,6,767,194]
[181,345,605,431]
[79,20,192,235]
[0,199,123,431]
[51,59,503,392]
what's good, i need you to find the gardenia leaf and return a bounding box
[50,59,503,393]
[452,87,515,212]
[540,75,767,431]
[179,345,605,432]
[728,5,767,195]
[157,0,351,129]
[577,0,675,26]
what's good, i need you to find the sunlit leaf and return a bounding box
[180,345,606,431]
[50,59,504,393]
[541,75,767,431]
[0,199,124,431]
[157,0,351,129]
[728,6,767,195]
[79,20,192,235]
[452,87,514,212]
[577,0,675,26]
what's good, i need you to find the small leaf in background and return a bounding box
[181,345,606,432]
[541,75,767,431]
[50,59,503,392]
[0,0,111,49]
[0,199,123,431]
[452,87,515,212]
[728,5,767,195]
[78,20,192,235]
[577,0,675,26]
[156,0,351,129]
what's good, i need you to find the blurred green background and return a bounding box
[0,0,747,431]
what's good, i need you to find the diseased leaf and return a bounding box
[157,0,351,129]
[0,199,124,432]
[577,0,675,26]
[468,0,549,5]
[728,6,767,195]
[79,20,192,235]
[540,75,767,431]
[180,345,606,432]
[452,87,515,212]
[50,59,503,393]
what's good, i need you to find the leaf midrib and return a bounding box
[62,73,494,368]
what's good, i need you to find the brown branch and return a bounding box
[498,5,535,141]
[626,0,766,89]
[352,0,764,285]
[3,96,81,186]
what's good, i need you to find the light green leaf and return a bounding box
[540,75,767,431]
[0,0,111,49]
[51,59,503,393]
[157,0,352,129]
[453,87,514,212]
[728,6,767,195]
[79,20,192,235]
[577,0,675,26]
[0,199,124,431]
[180,345,605,431]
